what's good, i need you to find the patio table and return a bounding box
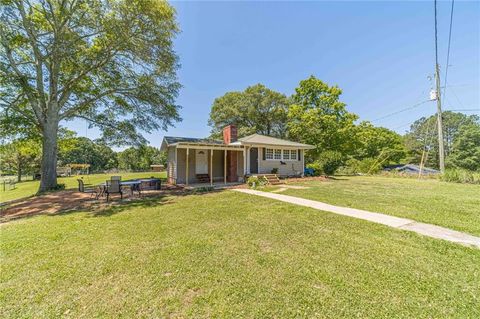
[97,180,142,199]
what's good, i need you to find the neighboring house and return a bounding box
[160,125,314,185]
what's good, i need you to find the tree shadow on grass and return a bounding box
[328,176,351,181]
[1,187,226,222]
[75,188,226,218]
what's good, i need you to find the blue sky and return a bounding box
[65,0,480,149]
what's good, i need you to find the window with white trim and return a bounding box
[265,148,274,160]
[290,150,297,160]
[264,148,299,161]
[274,149,282,160]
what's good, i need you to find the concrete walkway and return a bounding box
[234,189,480,249]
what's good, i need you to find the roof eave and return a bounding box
[238,141,315,149]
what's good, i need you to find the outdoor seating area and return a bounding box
[77,177,162,202]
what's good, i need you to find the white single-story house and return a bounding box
[160,125,314,185]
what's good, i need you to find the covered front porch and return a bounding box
[173,144,245,186]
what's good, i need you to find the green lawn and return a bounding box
[0,172,166,203]
[265,176,480,236]
[1,191,479,318]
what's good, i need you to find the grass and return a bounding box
[0,190,479,318]
[265,175,480,236]
[0,172,166,203]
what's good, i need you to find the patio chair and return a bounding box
[77,179,97,198]
[105,179,123,202]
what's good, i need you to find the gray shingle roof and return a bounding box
[163,136,223,145]
[237,134,314,149]
[161,134,314,150]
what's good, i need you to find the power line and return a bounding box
[449,86,466,109]
[372,100,430,122]
[443,0,455,102]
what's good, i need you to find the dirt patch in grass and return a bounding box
[0,185,186,222]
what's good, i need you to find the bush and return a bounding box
[318,151,343,175]
[247,176,267,188]
[441,169,480,184]
[306,162,322,176]
[271,168,278,174]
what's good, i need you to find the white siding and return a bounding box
[257,148,304,176]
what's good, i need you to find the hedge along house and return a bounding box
[160,125,314,186]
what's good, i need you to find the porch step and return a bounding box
[196,174,210,183]
[256,174,282,185]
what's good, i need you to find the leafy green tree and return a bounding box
[447,124,480,171]
[58,137,117,172]
[287,76,358,161]
[404,112,479,169]
[1,0,181,191]
[209,84,289,138]
[117,145,163,171]
[0,138,41,181]
[354,121,406,164]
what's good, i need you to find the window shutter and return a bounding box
[262,148,266,160]
[298,149,301,161]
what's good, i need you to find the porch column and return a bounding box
[243,148,247,175]
[174,147,177,183]
[186,148,189,186]
[224,150,227,184]
[210,149,213,186]
[301,149,305,177]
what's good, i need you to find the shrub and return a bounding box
[271,168,278,174]
[306,162,322,176]
[247,176,266,188]
[441,169,480,184]
[318,151,343,175]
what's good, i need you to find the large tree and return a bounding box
[354,121,406,164]
[404,111,479,169]
[208,84,289,139]
[0,0,181,191]
[117,145,163,171]
[0,138,41,181]
[447,123,480,171]
[58,136,117,172]
[287,76,358,161]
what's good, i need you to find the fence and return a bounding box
[1,178,17,191]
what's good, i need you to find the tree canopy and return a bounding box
[404,112,479,169]
[117,145,165,171]
[287,76,358,160]
[208,84,289,139]
[0,0,181,191]
[58,137,118,172]
[354,121,406,164]
[447,123,480,171]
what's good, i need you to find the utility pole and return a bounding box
[434,0,445,172]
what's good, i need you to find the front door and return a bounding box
[195,150,208,174]
[250,147,258,174]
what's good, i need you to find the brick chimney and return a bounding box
[223,125,237,145]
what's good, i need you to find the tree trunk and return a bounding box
[39,118,59,192]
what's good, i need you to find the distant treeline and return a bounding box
[0,134,166,181]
